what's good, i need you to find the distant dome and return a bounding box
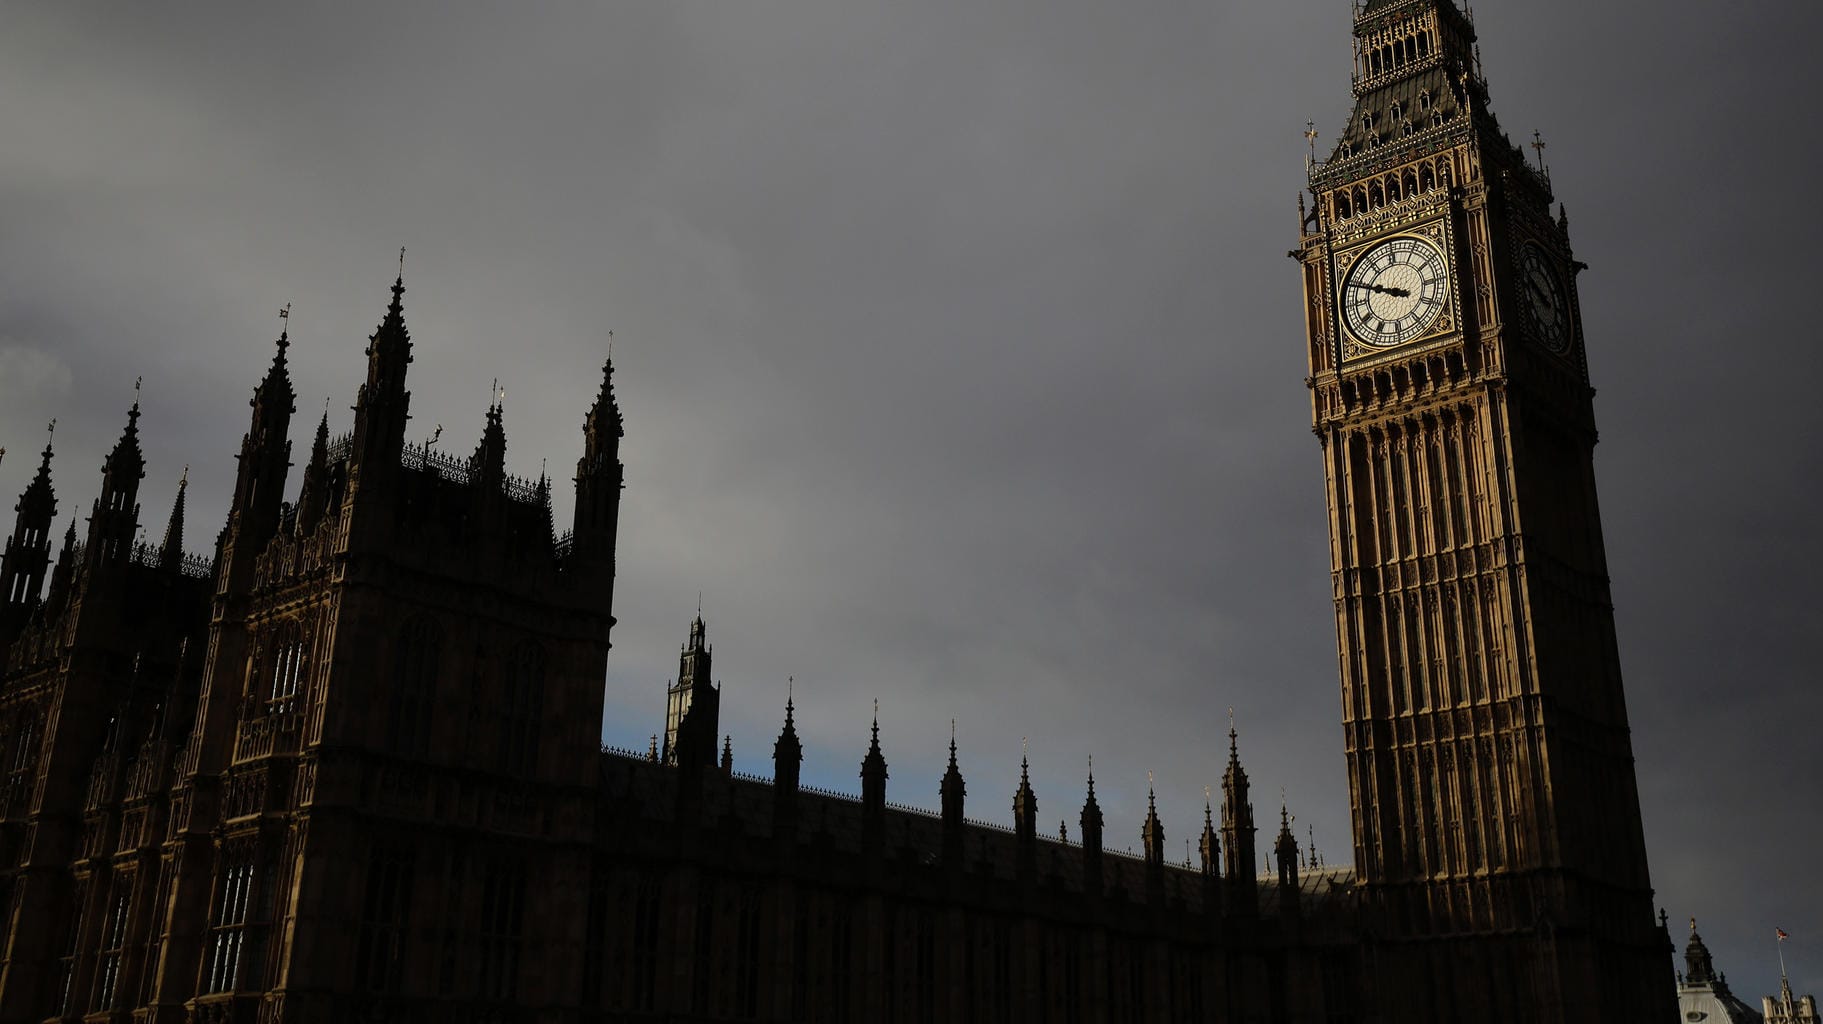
[1678,919,1763,1023]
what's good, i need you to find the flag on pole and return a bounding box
[1777,928,1789,940]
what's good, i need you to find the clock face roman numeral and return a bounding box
[1520,241,1572,354]
[1340,235,1449,349]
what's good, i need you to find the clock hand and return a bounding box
[1347,283,1412,298]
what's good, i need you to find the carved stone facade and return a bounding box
[0,2,1680,1021]
[0,276,1359,1024]
[1295,0,1674,1021]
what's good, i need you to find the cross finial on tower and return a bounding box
[1530,129,1548,171]
[397,246,406,281]
[1305,120,1319,165]
[278,302,291,340]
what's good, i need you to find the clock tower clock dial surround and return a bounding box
[1292,1,1675,1022]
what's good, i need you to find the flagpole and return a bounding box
[1779,930,1788,982]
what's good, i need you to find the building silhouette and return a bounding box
[0,1,1683,1021]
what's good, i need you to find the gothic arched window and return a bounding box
[501,642,546,776]
[387,616,443,759]
[265,621,307,714]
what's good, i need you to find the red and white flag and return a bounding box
[1777,928,1789,941]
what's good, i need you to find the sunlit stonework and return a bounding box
[0,2,1697,1022]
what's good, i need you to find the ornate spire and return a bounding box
[585,356,624,456]
[861,698,888,788]
[351,258,414,473]
[470,384,507,485]
[158,467,187,570]
[225,327,297,575]
[774,678,803,789]
[1275,799,1301,893]
[2,421,58,610]
[23,421,55,508]
[570,351,625,577]
[88,389,149,569]
[1142,770,1165,867]
[1080,755,1104,893]
[295,408,331,535]
[1013,738,1037,864]
[940,718,965,867]
[860,697,888,854]
[256,308,296,425]
[1199,785,1221,877]
[1222,708,1259,915]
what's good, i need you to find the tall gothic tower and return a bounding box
[1294,2,1673,1020]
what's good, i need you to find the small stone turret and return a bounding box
[86,395,148,573]
[1080,760,1104,897]
[940,721,965,871]
[1222,717,1258,917]
[1142,774,1165,902]
[1199,788,1223,915]
[1013,741,1037,880]
[861,701,887,855]
[294,410,331,536]
[1275,802,1301,919]
[222,329,295,591]
[349,268,413,485]
[570,358,624,604]
[157,468,188,571]
[1,427,57,618]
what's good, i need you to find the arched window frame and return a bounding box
[387,616,443,759]
[500,641,547,777]
[264,621,308,714]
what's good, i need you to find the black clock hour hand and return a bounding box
[1348,282,1411,298]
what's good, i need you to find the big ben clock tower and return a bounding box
[1295,2,1676,1021]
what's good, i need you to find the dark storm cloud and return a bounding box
[3,0,1818,999]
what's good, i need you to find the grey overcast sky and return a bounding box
[3,0,1818,1001]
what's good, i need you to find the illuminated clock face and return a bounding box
[1341,236,1449,347]
[1520,242,1571,353]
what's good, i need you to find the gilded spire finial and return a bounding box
[1530,129,1548,173]
[278,302,291,346]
